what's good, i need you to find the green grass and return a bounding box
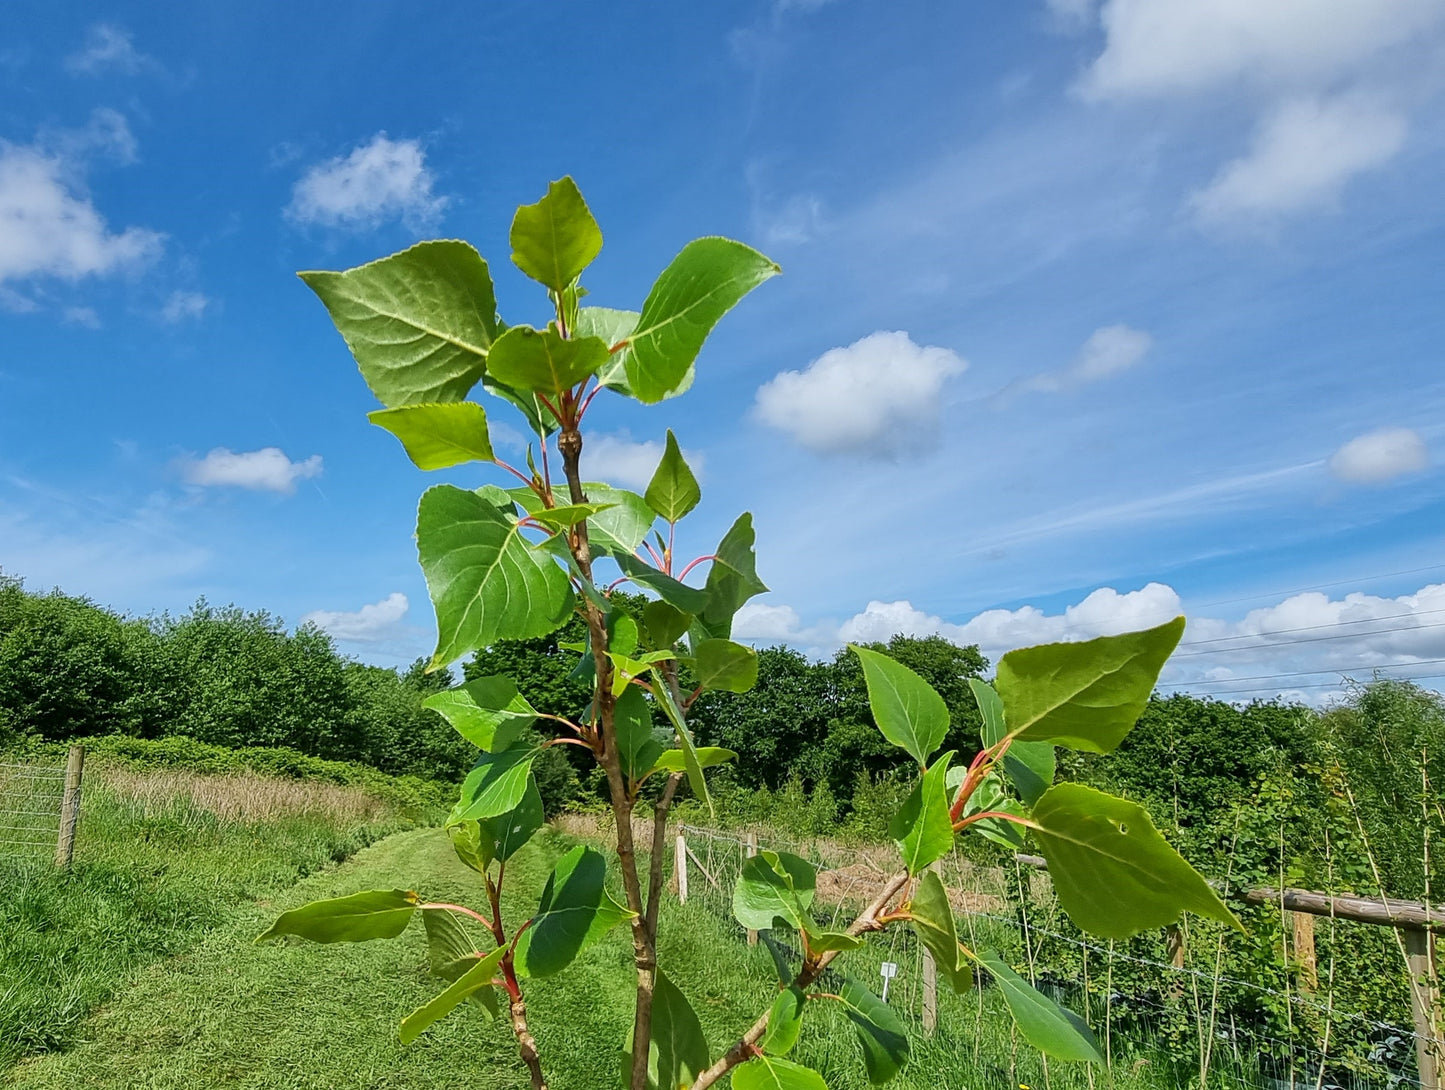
[3,821,1214,1090]
[0,767,423,1072]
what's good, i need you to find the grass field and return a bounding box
[3,817,1201,1090]
[0,763,424,1071]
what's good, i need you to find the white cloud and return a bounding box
[287,134,447,229]
[64,24,151,77]
[62,306,100,328]
[1191,94,1407,222]
[1329,426,1429,484]
[1080,0,1445,100]
[180,448,324,494]
[301,593,409,643]
[753,331,967,457]
[0,113,161,285]
[160,290,210,323]
[1018,323,1152,395]
[733,602,805,641]
[582,432,703,491]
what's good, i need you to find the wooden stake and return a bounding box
[1290,911,1317,991]
[745,832,758,946]
[1406,929,1441,1090]
[922,863,938,1035]
[53,745,84,870]
[675,832,689,906]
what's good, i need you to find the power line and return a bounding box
[1168,671,1445,699]
[1165,656,1445,687]
[1172,618,1445,658]
[1179,605,1445,648]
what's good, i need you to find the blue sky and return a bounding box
[3,1,1445,702]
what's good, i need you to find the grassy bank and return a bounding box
[0,756,433,1070]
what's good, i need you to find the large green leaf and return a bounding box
[649,746,736,775]
[694,639,759,693]
[451,745,538,822]
[575,307,638,392]
[732,1057,828,1090]
[1030,783,1239,939]
[838,976,910,1084]
[514,845,634,978]
[976,951,1102,1063]
[300,240,498,408]
[996,617,1185,753]
[369,402,494,470]
[446,819,494,874]
[697,513,768,638]
[612,553,711,615]
[509,176,603,293]
[399,946,507,1045]
[642,599,692,650]
[908,870,972,994]
[621,970,710,1090]
[486,324,608,398]
[969,678,1054,806]
[852,647,948,767]
[624,237,779,403]
[257,889,417,944]
[888,752,955,874]
[416,485,572,668]
[575,484,655,556]
[423,675,538,752]
[421,907,497,1019]
[644,429,701,523]
[762,986,807,1056]
[733,850,816,932]
[615,686,665,782]
[485,776,546,862]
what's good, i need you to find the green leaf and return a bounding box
[762,986,807,1055]
[575,484,655,556]
[694,639,759,693]
[732,1057,828,1090]
[976,951,1102,1063]
[650,746,736,774]
[417,485,573,668]
[257,889,418,944]
[996,617,1185,753]
[525,502,616,530]
[622,970,710,1090]
[652,678,713,814]
[969,678,1055,806]
[615,686,665,782]
[368,402,495,470]
[1029,783,1239,939]
[423,676,538,752]
[697,513,768,639]
[451,745,538,822]
[446,819,494,874]
[485,776,546,862]
[908,870,972,994]
[482,373,559,437]
[803,928,863,952]
[624,237,779,403]
[838,976,910,1084]
[399,946,507,1045]
[421,907,488,983]
[612,554,711,615]
[514,845,634,978]
[486,324,608,398]
[733,850,816,932]
[574,307,638,392]
[888,752,955,875]
[509,176,603,293]
[642,600,692,650]
[644,430,701,523]
[300,240,498,408]
[959,774,1027,850]
[852,647,949,766]
[609,610,640,658]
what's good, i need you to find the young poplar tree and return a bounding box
[259,177,1239,1090]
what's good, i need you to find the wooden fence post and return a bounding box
[1290,911,1317,991]
[53,745,84,869]
[675,832,689,906]
[745,831,758,946]
[921,864,938,1035]
[1405,929,1441,1090]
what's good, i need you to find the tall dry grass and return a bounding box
[96,767,390,825]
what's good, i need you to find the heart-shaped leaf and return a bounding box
[423,675,538,752]
[514,845,634,978]
[733,850,816,932]
[486,324,608,398]
[645,429,701,523]
[509,176,603,293]
[695,638,759,693]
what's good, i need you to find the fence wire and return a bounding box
[677,822,1438,1090]
[0,760,65,855]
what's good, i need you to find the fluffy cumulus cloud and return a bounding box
[742,578,1445,704]
[1191,94,1407,222]
[160,290,210,323]
[64,24,152,76]
[179,447,323,494]
[1328,426,1429,484]
[0,111,161,288]
[753,331,966,457]
[1019,323,1152,395]
[287,134,447,229]
[1067,0,1445,224]
[301,593,409,643]
[582,431,702,491]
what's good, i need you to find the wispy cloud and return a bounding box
[179,448,323,494]
[1008,323,1153,396]
[160,290,210,323]
[287,133,447,230]
[64,24,154,77]
[1329,427,1429,485]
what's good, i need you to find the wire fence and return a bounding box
[676,822,1440,1090]
[0,758,67,857]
